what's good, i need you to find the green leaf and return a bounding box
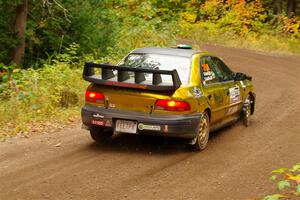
[263,194,287,200]
[272,168,289,174]
[296,185,300,193]
[291,162,300,172]
[277,180,290,191]
[269,175,277,181]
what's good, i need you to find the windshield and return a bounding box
[118,53,191,85]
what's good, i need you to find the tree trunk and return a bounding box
[277,0,283,14]
[12,0,28,67]
[287,0,296,18]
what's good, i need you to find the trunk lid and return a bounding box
[93,85,170,114]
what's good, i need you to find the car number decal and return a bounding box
[229,86,241,104]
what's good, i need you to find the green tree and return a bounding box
[12,0,28,66]
[287,0,297,17]
[0,0,20,65]
[1,0,120,67]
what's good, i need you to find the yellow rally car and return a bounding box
[81,45,255,151]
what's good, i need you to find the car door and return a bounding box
[200,56,228,124]
[210,57,243,117]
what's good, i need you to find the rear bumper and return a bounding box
[81,105,202,139]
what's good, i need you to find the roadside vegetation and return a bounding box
[0,0,299,139]
[262,162,300,200]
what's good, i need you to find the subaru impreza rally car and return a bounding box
[81,45,255,151]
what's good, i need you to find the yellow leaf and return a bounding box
[272,168,288,173]
[286,173,300,184]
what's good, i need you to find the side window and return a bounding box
[211,57,234,81]
[200,56,219,84]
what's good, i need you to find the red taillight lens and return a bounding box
[155,99,190,112]
[85,91,105,103]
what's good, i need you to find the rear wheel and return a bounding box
[242,95,251,127]
[188,112,210,151]
[90,126,113,144]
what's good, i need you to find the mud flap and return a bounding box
[188,113,204,145]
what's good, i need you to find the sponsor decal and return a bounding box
[229,86,241,104]
[105,120,112,127]
[93,113,104,118]
[227,105,238,115]
[192,87,202,98]
[91,120,105,126]
[138,123,144,130]
[138,123,161,131]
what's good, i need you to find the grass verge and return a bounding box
[0,61,87,140]
[178,22,300,56]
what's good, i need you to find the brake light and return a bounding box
[155,99,190,112]
[85,91,105,103]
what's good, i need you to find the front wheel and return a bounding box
[188,112,210,151]
[89,126,113,144]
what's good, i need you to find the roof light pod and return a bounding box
[176,44,193,49]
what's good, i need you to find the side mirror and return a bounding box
[234,72,252,81]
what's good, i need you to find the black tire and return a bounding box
[242,95,251,127]
[89,126,113,144]
[187,112,210,151]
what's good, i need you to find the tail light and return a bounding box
[85,90,105,103]
[155,99,190,112]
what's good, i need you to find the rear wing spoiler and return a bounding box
[83,62,182,91]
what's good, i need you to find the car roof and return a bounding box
[131,47,201,58]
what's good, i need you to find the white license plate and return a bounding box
[115,120,137,134]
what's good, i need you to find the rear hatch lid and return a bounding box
[92,85,170,114]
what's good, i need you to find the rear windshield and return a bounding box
[118,53,191,85]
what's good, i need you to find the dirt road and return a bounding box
[1,45,299,200]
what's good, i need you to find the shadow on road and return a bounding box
[86,134,188,155]
[83,122,243,155]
